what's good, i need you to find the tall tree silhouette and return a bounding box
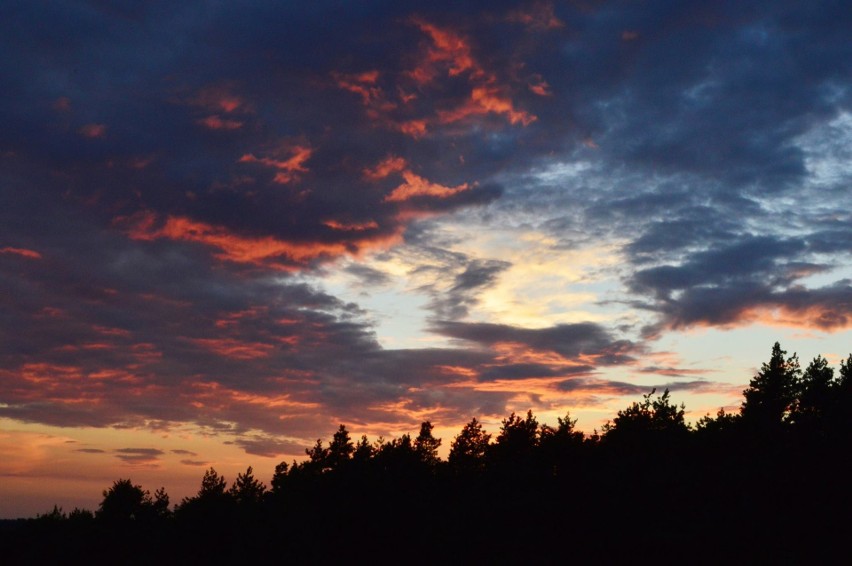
[229,466,266,505]
[414,421,442,467]
[327,424,354,470]
[539,412,584,474]
[741,342,801,433]
[448,418,491,474]
[97,479,155,522]
[489,410,539,473]
[793,355,835,434]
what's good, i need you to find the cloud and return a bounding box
[239,145,313,185]
[0,0,849,466]
[114,448,164,464]
[0,247,42,259]
[433,320,637,366]
[117,211,401,270]
[385,171,470,202]
[78,124,107,138]
[171,449,198,456]
[197,115,243,130]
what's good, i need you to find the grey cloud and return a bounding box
[433,320,636,364]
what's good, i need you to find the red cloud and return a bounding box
[117,211,403,269]
[323,219,379,232]
[193,86,246,114]
[53,97,71,111]
[439,86,537,126]
[79,124,107,138]
[190,338,276,360]
[507,2,565,30]
[0,247,42,259]
[333,70,393,109]
[411,20,481,82]
[239,145,312,184]
[197,115,244,130]
[384,171,470,202]
[363,155,407,180]
[334,20,539,138]
[528,75,552,96]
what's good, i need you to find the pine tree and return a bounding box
[414,421,442,466]
[741,342,801,432]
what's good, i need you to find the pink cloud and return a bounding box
[363,156,407,180]
[116,210,403,269]
[79,124,107,138]
[197,115,244,130]
[239,145,312,184]
[0,247,42,259]
[507,2,565,31]
[384,171,470,202]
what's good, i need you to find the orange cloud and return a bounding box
[214,306,269,329]
[507,2,565,30]
[528,76,552,96]
[118,211,402,269]
[0,247,42,259]
[193,87,246,114]
[384,171,470,202]
[412,20,481,81]
[197,115,243,130]
[79,124,107,138]
[737,304,852,331]
[323,219,379,232]
[189,381,320,412]
[438,86,536,126]
[239,145,312,184]
[363,156,407,180]
[333,20,539,138]
[333,70,392,108]
[394,119,429,138]
[190,338,276,360]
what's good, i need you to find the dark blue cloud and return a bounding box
[1,0,849,450]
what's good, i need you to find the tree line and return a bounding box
[4,342,851,564]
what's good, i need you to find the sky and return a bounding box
[1,0,850,518]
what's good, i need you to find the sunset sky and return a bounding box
[1,0,851,517]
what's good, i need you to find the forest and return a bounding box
[3,342,851,564]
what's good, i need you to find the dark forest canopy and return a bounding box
[4,342,852,564]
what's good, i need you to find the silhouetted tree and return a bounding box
[741,342,801,433]
[793,355,835,434]
[352,434,374,463]
[489,410,539,472]
[198,467,228,498]
[448,418,491,474]
[305,438,329,473]
[37,505,66,522]
[414,421,442,467]
[602,388,688,446]
[98,479,153,522]
[832,354,852,434]
[539,412,584,474]
[229,466,266,505]
[376,433,420,475]
[696,407,740,436]
[327,424,354,470]
[270,461,290,496]
[68,507,94,523]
